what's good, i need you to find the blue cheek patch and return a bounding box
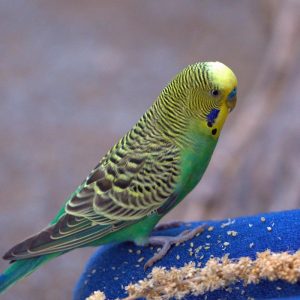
[206,108,220,125]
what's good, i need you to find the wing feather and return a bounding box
[4,137,181,260]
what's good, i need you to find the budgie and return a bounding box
[0,61,237,293]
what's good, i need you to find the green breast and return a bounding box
[176,133,217,201]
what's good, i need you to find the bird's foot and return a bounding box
[154,221,184,231]
[144,224,205,270]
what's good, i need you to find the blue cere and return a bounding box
[228,87,237,101]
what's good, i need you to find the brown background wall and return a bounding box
[0,1,299,299]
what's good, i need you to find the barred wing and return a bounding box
[4,143,181,260]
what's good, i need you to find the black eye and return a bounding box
[211,89,219,97]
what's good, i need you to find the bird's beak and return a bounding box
[227,96,237,112]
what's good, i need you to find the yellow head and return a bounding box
[199,61,238,138]
[156,61,237,142]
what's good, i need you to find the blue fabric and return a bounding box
[74,210,300,300]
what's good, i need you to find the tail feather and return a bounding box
[0,253,60,294]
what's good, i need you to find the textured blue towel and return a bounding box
[74,210,300,299]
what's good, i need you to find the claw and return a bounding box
[144,224,206,270]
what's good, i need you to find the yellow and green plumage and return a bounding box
[0,61,237,293]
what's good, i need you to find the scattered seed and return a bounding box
[227,230,238,237]
[223,242,230,247]
[128,249,133,253]
[136,250,141,255]
[221,219,235,228]
[261,216,266,222]
[248,223,253,227]
[195,245,202,253]
[249,242,254,248]
[176,255,180,260]
[114,276,119,281]
[208,226,214,231]
[206,235,211,239]
[138,257,144,263]
[190,242,194,247]
[267,226,272,232]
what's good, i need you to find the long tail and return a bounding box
[0,253,61,294]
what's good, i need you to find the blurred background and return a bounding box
[0,0,299,299]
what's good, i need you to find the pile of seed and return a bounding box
[86,250,300,300]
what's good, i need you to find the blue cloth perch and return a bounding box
[74,210,300,300]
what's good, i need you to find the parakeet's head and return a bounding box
[156,61,237,142]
